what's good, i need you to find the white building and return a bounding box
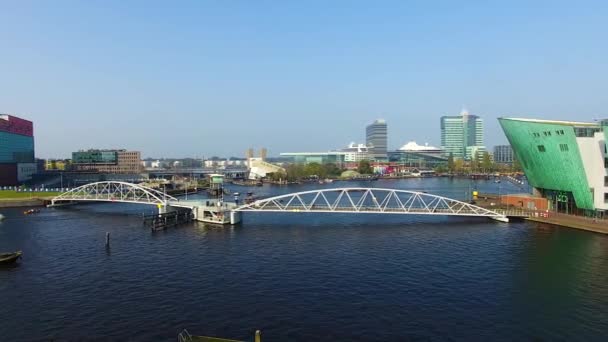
[398,141,442,153]
[341,142,369,162]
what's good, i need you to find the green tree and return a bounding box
[266,171,286,182]
[434,165,447,173]
[321,163,342,177]
[481,152,493,172]
[357,160,374,174]
[447,153,455,173]
[454,159,464,173]
[285,164,306,181]
[304,162,324,178]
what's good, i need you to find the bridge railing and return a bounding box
[50,181,178,206]
[235,188,508,220]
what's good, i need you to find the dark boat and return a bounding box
[0,251,22,265]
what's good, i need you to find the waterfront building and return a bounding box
[493,145,514,164]
[499,117,608,216]
[388,141,447,169]
[341,143,369,162]
[72,149,142,173]
[279,151,346,165]
[45,159,70,171]
[366,119,388,160]
[0,114,36,185]
[281,142,370,166]
[440,109,485,160]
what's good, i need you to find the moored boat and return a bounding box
[0,251,22,265]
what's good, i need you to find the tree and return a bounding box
[512,156,522,172]
[304,162,324,178]
[447,153,455,173]
[453,159,465,173]
[266,171,286,182]
[481,152,493,173]
[321,163,342,177]
[285,164,306,181]
[357,160,374,174]
[434,165,447,173]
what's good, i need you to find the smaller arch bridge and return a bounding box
[50,181,178,207]
[234,188,509,222]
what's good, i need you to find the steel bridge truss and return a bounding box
[51,181,177,206]
[234,188,508,221]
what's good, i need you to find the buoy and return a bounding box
[105,232,110,248]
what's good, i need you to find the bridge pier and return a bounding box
[229,211,241,225]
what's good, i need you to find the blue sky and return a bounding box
[1,0,607,158]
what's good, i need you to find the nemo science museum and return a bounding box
[499,118,608,218]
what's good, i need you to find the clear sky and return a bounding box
[1,0,607,159]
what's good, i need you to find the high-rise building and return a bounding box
[440,109,485,160]
[245,148,254,160]
[366,119,388,160]
[499,117,608,215]
[0,114,36,185]
[71,149,142,173]
[493,145,514,164]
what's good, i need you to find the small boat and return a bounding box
[0,251,22,265]
[178,329,261,342]
[23,209,40,215]
[0,213,4,221]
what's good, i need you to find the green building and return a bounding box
[499,118,608,216]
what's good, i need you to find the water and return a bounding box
[1,178,608,341]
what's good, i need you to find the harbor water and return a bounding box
[1,178,608,341]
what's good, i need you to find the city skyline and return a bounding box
[2,1,607,158]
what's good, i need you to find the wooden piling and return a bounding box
[105,232,110,248]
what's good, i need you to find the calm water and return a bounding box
[1,178,608,341]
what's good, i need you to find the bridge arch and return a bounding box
[234,187,508,222]
[51,181,178,206]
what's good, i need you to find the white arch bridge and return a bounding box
[49,183,509,223]
[234,188,509,222]
[50,181,178,208]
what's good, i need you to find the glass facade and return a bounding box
[0,131,35,163]
[440,111,484,160]
[493,145,514,163]
[366,120,388,160]
[72,150,118,164]
[388,151,448,169]
[281,153,345,165]
[498,117,606,212]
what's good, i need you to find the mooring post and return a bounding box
[255,330,261,342]
[105,232,110,248]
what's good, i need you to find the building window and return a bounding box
[559,144,569,152]
[606,158,608,168]
[605,193,608,203]
[537,145,546,152]
[605,176,608,187]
